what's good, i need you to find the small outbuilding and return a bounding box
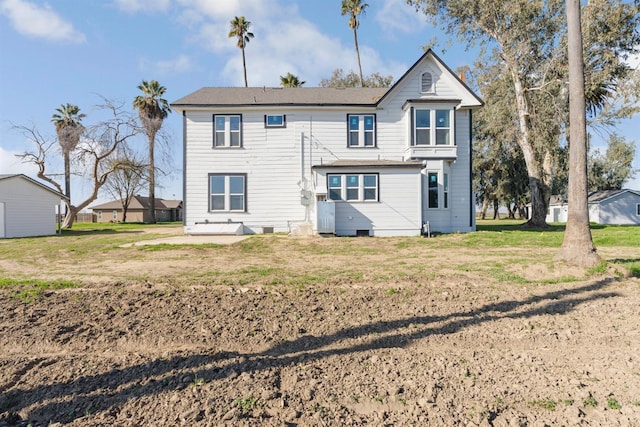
[546,189,640,225]
[0,174,66,238]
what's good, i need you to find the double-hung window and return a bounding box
[209,174,246,212]
[413,109,453,146]
[328,174,378,202]
[347,114,375,147]
[214,115,242,147]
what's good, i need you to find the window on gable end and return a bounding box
[421,72,434,93]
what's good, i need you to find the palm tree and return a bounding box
[555,0,601,267]
[51,103,85,213]
[341,0,368,87]
[133,80,171,224]
[228,16,254,87]
[280,72,305,87]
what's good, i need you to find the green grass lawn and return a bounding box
[0,220,638,298]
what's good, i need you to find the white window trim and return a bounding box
[421,72,434,93]
[112,210,117,220]
[426,170,449,210]
[412,108,454,147]
[213,114,242,148]
[328,173,379,202]
[208,174,247,212]
[347,114,376,148]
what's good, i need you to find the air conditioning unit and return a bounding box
[317,201,335,234]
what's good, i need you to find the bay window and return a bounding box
[412,108,453,146]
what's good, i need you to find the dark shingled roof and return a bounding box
[171,87,389,108]
[312,159,424,169]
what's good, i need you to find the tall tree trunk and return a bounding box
[63,151,71,216]
[509,66,550,228]
[242,46,248,87]
[353,28,364,87]
[555,0,600,267]
[148,131,156,224]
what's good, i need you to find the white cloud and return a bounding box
[112,0,171,14]
[170,0,402,87]
[374,0,428,37]
[0,0,86,43]
[138,54,194,75]
[0,147,38,176]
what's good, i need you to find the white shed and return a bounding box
[0,174,66,238]
[546,189,640,225]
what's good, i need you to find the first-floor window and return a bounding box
[112,210,117,220]
[209,174,246,211]
[637,204,640,216]
[428,172,438,208]
[443,173,449,209]
[97,210,102,220]
[328,173,378,202]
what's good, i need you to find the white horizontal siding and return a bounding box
[182,54,479,235]
[316,169,422,237]
[0,177,61,238]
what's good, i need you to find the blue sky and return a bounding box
[1,0,638,206]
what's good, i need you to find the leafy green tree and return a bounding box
[588,134,637,191]
[319,69,393,88]
[51,103,85,213]
[409,0,640,229]
[133,80,170,224]
[280,72,305,87]
[228,16,254,88]
[341,0,368,86]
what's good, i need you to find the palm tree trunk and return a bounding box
[353,28,364,87]
[242,46,248,87]
[148,132,156,224]
[555,0,600,267]
[63,151,71,216]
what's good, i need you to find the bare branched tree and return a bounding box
[17,98,141,229]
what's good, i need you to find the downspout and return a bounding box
[182,110,187,226]
[469,109,474,229]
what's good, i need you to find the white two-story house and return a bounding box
[171,50,483,237]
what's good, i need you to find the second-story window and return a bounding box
[213,114,242,147]
[347,114,376,147]
[413,108,453,146]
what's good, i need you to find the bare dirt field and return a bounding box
[1,226,639,426]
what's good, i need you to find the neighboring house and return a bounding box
[90,195,183,223]
[171,50,483,236]
[0,174,66,238]
[546,189,640,225]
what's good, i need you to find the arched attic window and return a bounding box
[421,72,434,93]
